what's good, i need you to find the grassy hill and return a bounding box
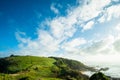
[0,55,94,80]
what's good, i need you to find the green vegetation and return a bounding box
[89,72,110,80]
[0,55,95,80]
[51,57,95,71]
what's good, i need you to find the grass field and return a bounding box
[0,55,93,80]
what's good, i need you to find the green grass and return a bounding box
[0,55,93,80]
[0,56,55,73]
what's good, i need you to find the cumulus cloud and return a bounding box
[98,3,120,23]
[77,34,120,64]
[15,0,120,63]
[16,30,61,56]
[50,17,76,39]
[82,35,115,54]
[79,0,111,21]
[106,4,120,21]
[62,38,86,53]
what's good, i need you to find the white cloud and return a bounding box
[98,15,106,23]
[78,0,110,21]
[81,35,115,54]
[50,16,77,39]
[15,0,120,64]
[49,0,112,38]
[98,4,120,22]
[50,3,59,14]
[65,0,112,31]
[50,17,65,39]
[113,39,120,52]
[106,4,120,21]
[82,21,94,31]
[82,54,120,64]
[62,38,86,53]
[15,31,30,43]
[67,38,86,47]
[73,35,120,64]
[15,30,60,56]
[115,23,120,31]
[38,31,60,52]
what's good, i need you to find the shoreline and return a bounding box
[82,71,120,80]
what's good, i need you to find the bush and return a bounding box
[19,76,34,80]
[89,72,110,80]
[58,67,89,80]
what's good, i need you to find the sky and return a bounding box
[0,0,120,63]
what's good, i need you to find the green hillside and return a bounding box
[0,55,94,80]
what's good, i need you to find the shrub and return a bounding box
[89,72,110,80]
[19,76,34,80]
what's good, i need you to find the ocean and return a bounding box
[83,62,120,78]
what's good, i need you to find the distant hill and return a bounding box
[0,55,95,80]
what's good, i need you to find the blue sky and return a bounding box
[0,0,77,52]
[0,0,120,63]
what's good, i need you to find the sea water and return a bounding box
[83,62,120,78]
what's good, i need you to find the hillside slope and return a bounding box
[0,55,94,80]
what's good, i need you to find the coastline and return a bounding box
[82,62,120,79]
[82,71,120,80]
